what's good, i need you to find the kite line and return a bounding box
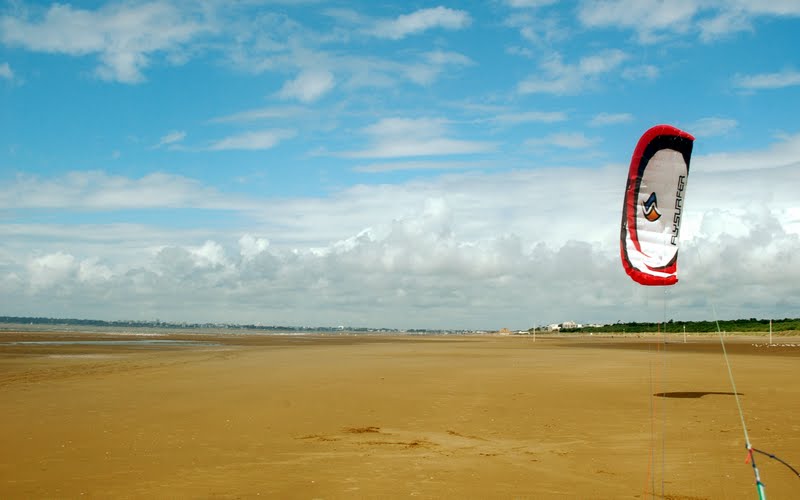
[708,298,766,499]
[750,448,800,478]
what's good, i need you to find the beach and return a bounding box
[1,330,798,499]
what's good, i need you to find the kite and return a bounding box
[620,124,694,286]
[620,126,800,497]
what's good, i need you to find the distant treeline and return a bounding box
[565,318,800,334]
[0,316,461,334]
[0,316,367,332]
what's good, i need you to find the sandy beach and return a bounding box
[1,330,798,499]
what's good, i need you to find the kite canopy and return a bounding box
[620,125,694,286]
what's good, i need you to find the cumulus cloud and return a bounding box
[77,258,114,283]
[7,173,799,327]
[3,135,800,328]
[0,2,210,83]
[3,194,624,328]
[370,6,471,40]
[239,235,270,261]
[27,252,76,291]
[188,240,229,269]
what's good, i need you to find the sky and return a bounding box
[1,0,799,330]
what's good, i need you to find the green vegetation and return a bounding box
[567,318,800,334]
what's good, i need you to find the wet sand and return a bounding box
[1,330,799,499]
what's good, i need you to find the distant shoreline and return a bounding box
[2,315,799,336]
[2,322,800,340]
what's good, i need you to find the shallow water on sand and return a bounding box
[0,339,219,347]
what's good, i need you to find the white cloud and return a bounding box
[622,64,659,81]
[189,241,229,269]
[699,1,800,40]
[578,0,698,42]
[78,258,113,284]
[370,6,470,40]
[226,13,474,92]
[697,9,752,41]
[353,160,492,173]
[578,50,628,74]
[343,118,496,158]
[589,113,634,126]
[403,50,473,85]
[0,2,209,83]
[689,117,738,137]
[525,132,600,149]
[5,132,800,327]
[506,45,534,58]
[492,110,569,125]
[278,69,335,102]
[209,129,296,151]
[0,62,13,80]
[210,106,308,123]
[239,235,270,261]
[692,131,800,172]
[156,130,186,148]
[3,178,627,326]
[518,50,628,95]
[733,69,800,90]
[507,0,558,7]
[0,171,231,210]
[578,0,800,43]
[505,7,569,50]
[27,252,76,291]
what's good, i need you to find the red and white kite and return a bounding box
[620,125,694,286]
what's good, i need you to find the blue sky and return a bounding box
[2,1,800,329]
